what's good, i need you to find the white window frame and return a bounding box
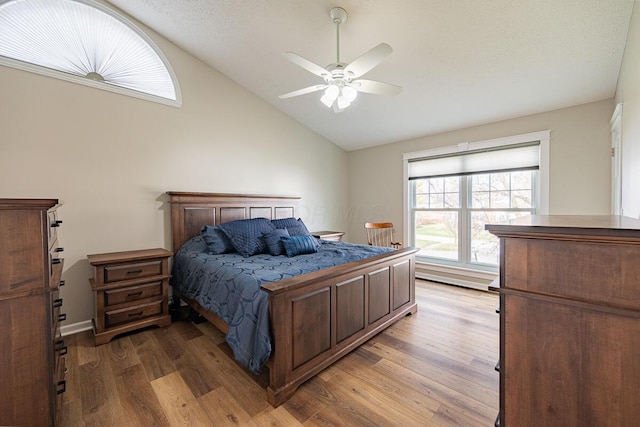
[402,130,550,274]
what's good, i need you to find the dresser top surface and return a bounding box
[486,215,640,238]
[0,198,60,210]
[87,248,172,265]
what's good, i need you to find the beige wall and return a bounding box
[0,19,347,327]
[347,99,614,245]
[616,3,640,219]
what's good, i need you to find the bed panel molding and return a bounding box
[335,276,366,343]
[393,259,412,310]
[167,191,300,252]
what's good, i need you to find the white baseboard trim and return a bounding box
[61,320,93,337]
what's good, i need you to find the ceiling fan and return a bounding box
[279,7,401,113]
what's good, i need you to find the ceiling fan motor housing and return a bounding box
[330,7,347,25]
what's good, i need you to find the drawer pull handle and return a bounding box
[126,269,143,275]
[56,380,66,395]
[53,298,63,308]
[60,280,65,287]
[55,247,64,253]
[127,291,143,297]
[55,339,68,355]
[51,220,63,228]
[128,311,143,317]
[52,258,62,265]
[58,313,67,322]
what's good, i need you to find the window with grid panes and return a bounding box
[407,140,541,271]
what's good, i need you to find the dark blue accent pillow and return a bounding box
[281,235,319,257]
[201,225,236,254]
[218,218,275,257]
[271,217,311,236]
[263,228,290,256]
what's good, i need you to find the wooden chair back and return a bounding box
[364,222,401,249]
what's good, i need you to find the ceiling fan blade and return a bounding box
[352,79,402,96]
[283,52,330,78]
[279,84,327,99]
[344,43,393,78]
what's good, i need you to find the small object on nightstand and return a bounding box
[88,248,172,345]
[310,230,345,242]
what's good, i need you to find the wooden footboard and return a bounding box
[262,246,417,406]
[167,191,417,406]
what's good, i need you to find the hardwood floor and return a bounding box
[60,280,499,426]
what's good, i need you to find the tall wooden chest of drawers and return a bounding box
[0,198,67,426]
[88,248,172,345]
[486,215,640,426]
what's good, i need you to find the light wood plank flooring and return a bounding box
[60,280,499,426]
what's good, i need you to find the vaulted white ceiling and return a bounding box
[107,0,634,151]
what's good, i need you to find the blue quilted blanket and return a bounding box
[170,236,393,374]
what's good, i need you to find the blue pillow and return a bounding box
[263,228,290,256]
[218,218,275,257]
[281,235,319,257]
[271,217,311,236]
[201,225,236,254]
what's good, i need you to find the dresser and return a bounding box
[486,215,640,426]
[0,198,67,426]
[88,248,172,345]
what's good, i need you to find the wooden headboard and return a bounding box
[167,192,301,252]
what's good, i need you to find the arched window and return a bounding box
[0,0,181,106]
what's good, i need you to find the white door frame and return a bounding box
[610,103,623,215]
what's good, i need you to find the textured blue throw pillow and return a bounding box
[263,228,290,256]
[271,217,311,236]
[218,218,276,257]
[201,225,236,254]
[281,235,319,257]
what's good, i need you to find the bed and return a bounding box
[168,191,418,407]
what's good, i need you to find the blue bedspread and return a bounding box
[170,236,393,374]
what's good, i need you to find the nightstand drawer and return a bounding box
[104,260,162,283]
[105,281,163,307]
[88,248,172,345]
[311,231,345,242]
[105,300,163,328]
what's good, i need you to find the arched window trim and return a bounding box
[0,0,182,107]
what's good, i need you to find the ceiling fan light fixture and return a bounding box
[342,85,357,102]
[337,96,351,109]
[325,84,340,101]
[320,94,334,108]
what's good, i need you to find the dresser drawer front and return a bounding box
[105,281,163,307]
[503,237,640,309]
[104,260,162,283]
[105,301,163,327]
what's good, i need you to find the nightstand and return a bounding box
[311,230,345,242]
[88,248,172,345]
